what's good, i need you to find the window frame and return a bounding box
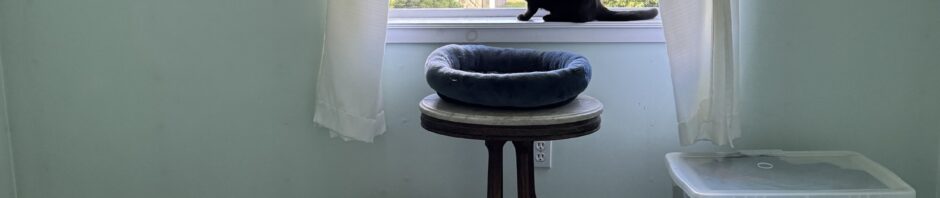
[389,8,548,18]
[386,8,664,44]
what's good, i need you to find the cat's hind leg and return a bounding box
[517,3,539,21]
[543,14,587,22]
[543,14,563,22]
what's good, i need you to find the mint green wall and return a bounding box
[736,1,940,197]
[933,2,940,196]
[1,0,938,198]
[0,0,377,197]
[0,0,715,196]
[0,48,16,198]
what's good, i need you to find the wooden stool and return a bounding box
[419,94,603,198]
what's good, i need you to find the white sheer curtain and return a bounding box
[661,0,741,146]
[315,0,389,142]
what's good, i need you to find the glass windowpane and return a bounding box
[389,0,658,9]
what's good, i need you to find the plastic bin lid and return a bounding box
[666,150,915,198]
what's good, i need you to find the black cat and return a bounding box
[518,0,658,23]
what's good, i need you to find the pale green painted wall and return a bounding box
[0,0,717,197]
[736,1,940,197]
[933,2,940,196]
[933,1,940,196]
[1,0,939,198]
[0,0,371,197]
[0,46,16,198]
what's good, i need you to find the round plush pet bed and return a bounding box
[425,44,592,108]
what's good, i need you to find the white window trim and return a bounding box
[387,8,664,44]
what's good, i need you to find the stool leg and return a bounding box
[485,140,506,198]
[513,141,536,198]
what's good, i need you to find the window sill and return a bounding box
[386,17,664,44]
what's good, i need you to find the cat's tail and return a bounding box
[597,8,658,21]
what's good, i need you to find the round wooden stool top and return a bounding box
[419,94,603,141]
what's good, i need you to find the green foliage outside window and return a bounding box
[601,0,659,8]
[502,1,527,8]
[390,0,463,8]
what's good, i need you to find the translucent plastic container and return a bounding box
[666,150,915,198]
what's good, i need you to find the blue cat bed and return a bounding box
[425,45,592,108]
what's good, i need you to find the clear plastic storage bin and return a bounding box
[666,151,915,198]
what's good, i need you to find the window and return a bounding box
[389,0,659,9]
[386,0,664,43]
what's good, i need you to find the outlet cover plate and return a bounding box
[534,141,551,168]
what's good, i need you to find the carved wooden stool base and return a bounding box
[419,94,603,198]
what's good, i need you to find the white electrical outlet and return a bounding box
[534,141,552,168]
